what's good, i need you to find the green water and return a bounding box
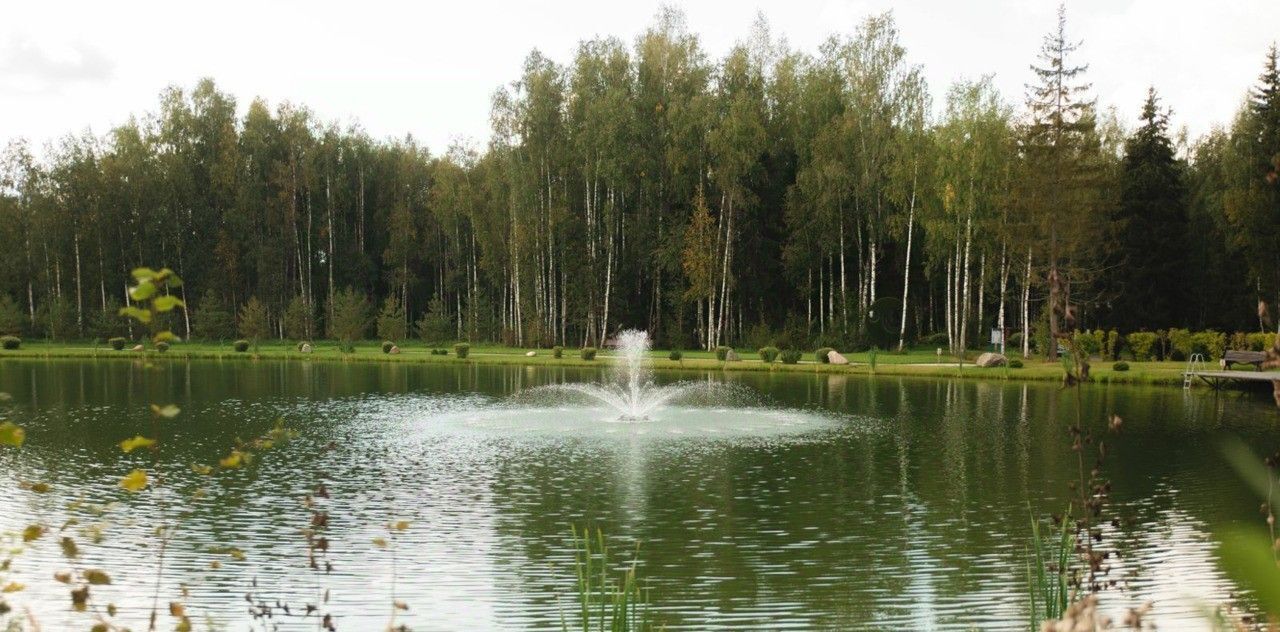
[0,358,1276,630]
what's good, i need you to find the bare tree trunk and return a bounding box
[1022,248,1032,358]
[959,215,973,353]
[73,231,83,333]
[897,171,918,351]
[997,243,1009,354]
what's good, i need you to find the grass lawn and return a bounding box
[0,338,1218,387]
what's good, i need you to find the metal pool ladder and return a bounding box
[1184,353,1207,389]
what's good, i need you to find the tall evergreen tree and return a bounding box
[1111,88,1187,331]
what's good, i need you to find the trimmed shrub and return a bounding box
[233,340,250,353]
[668,349,683,361]
[1190,330,1227,360]
[715,346,731,361]
[919,331,948,347]
[453,342,471,359]
[1167,328,1193,360]
[1105,329,1121,359]
[553,345,563,359]
[1127,332,1158,362]
[109,337,127,351]
[780,349,802,364]
[815,347,834,364]
[580,347,597,361]
[431,348,449,356]
[758,346,779,363]
[382,341,395,354]
[1008,332,1024,350]
[155,341,170,353]
[1229,331,1249,353]
[1,335,20,350]
[1008,358,1024,369]
[1072,330,1102,358]
[1113,361,1130,372]
[1245,332,1278,352]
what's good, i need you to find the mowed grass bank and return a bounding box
[0,339,1209,387]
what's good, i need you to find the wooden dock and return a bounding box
[1183,369,1280,390]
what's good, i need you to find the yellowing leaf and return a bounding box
[169,601,186,617]
[153,295,185,312]
[394,600,408,611]
[372,537,388,548]
[119,435,156,453]
[393,520,410,531]
[0,421,25,448]
[59,536,79,558]
[2,582,24,593]
[118,305,152,324]
[129,281,157,302]
[150,404,181,419]
[153,330,180,344]
[53,571,72,584]
[22,524,45,542]
[219,451,243,469]
[228,548,246,561]
[131,267,159,282]
[190,464,213,475]
[19,480,49,493]
[83,569,111,585]
[119,469,148,492]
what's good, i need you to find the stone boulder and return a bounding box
[827,350,849,365]
[976,352,1007,368]
[389,345,401,355]
[725,349,741,362]
[525,350,536,357]
[300,343,313,354]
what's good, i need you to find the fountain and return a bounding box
[549,329,697,421]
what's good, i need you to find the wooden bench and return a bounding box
[1221,350,1268,370]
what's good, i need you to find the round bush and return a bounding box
[453,342,471,359]
[553,345,563,359]
[233,340,250,353]
[580,347,597,361]
[155,341,170,353]
[1008,358,1024,369]
[815,347,834,364]
[1113,361,1130,372]
[715,346,731,361]
[109,337,126,351]
[780,349,802,364]
[1,335,20,350]
[382,341,395,354]
[758,346,780,363]
[668,349,683,361]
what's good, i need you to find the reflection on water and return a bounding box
[0,359,1278,630]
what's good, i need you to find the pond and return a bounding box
[0,358,1276,630]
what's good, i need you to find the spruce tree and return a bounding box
[1112,88,1187,331]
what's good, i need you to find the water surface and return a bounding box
[0,359,1277,630]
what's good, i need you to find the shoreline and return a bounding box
[0,341,1235,388]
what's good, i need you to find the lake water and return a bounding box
[0,359,1277,630]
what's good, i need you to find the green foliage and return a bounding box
[155,341,170,353]
[237,296,271,345]
[328,287,371,345]
[1245,332,1278,352]
[580,347,597,361]
[38,294,76,341]
[376,295,407,343]
[780,349,802,364]
[1027,506,1076,629]
[1104,329,1120,359]
[415,294,452,345]
[1217,438,1280,617]
[565,526,652,632]
[193,289,236,340]
[1126,332,1158,361]
[0,294,24,336]
[815,347,833,364]
[0,335,19,350]
[453,342,471,359]
[1190,330,1227,359]
[381,341,395,354]
[1008,358,1024,369]
[715,346,731,361]
[758,346,779,363]
[1112,361,1130,372]
[553,345,564,359]
[1072,330,1102,357]
[918,331,948,347]
[108,336,126,351]
[668,349,683,361]
[1167,328,1193,360]
[281,295,314,341]
[233,339,250,353]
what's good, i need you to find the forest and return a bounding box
[0,8,1277,355]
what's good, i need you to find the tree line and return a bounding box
[0,7,1277,355]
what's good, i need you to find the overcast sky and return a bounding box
[3,0,1277,156]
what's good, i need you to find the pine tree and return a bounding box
[1112,88,1187,330]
